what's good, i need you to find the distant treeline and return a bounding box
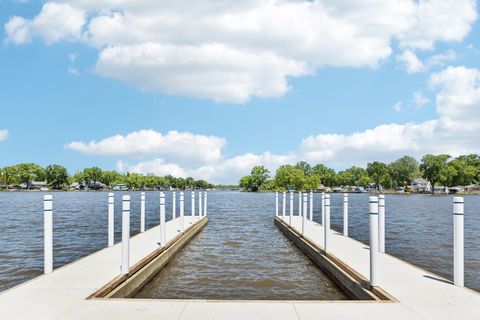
[239,154,480,192]
[0,163,216,190]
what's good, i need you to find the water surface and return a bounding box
[0,191,479,295]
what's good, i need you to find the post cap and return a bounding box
[453,196,464,203]
[43,195,53,201]
[122,195,130,201]
[325,194,330,198]
[379,194,385,199]
[369,196,378,203]
[108,193,114,197]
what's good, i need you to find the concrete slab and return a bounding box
[0,214,479,319]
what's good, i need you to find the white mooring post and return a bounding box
[289,191,293,225]
[379,195,385,253]
[191,192,195,218]
[43,195,53,274]
[343,193,349,237]
[204,192,207,216]
[321,192,325,225]
[282,191,286,219]
[324,194,330,252]
[453,197,464,286]
[160,192,166,246]
[302,193,307,235]
[369,196,379,287]
[121,195,130,275]
[172,191,176,220]
[309,191,313,221]
[180,192,185,232]
[108,193,114,247]
[140,192,146,233]
[298,191,302,216]
[275,192,279,216]
[199,191,203,217]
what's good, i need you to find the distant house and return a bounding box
[113,184,129,191]
[411,178,432,193]
[21,181,48,191]
[465,184,480,193]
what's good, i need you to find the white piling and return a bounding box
[324,194,330,252]
[309,191,313,221]
[343,193,349,237]
[199,191,203,217]
[140,192,145,233]
[172,191,176,220]
[298,191,302,216]
[379,195,385,253]
[302,193,307,236]
[43,195,53,274]
[191,192,195,218]
[180,192,185,232]
[369,196,379,287]
[453,197,464,286]
[204,192,207,216]
[275,192,279,216]
[160,192,166,246]
[121,195,130,275]
[108,193,114,247]
[282,191,286,219]
[289,191,293,225]
[321,192,325,225]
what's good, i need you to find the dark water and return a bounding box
[0,192,479,297]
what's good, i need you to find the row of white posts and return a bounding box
[43,191,207,275]
[274,192,465,287]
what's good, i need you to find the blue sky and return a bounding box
[1,1,480,183]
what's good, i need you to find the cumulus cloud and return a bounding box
[0,130,9,141]
[299,66,480,167]
[4,3,86,44]
[4,0,477,101]
[65,130,227,166]
[67,66,480,183]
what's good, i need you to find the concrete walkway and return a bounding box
[0,215,479,319]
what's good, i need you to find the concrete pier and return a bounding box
[1,211,479,319]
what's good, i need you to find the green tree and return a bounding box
[448,157,478,186]
[0,166,19,189]
[100,170,120,187]
[295,161,312,176]
[311,164,337,187]
[83,167,103,185]
[16,163,46,185]
[336,166,369,186]
[366,161,389,190]
[389,156,420,187]
[239,175,253,191]
[45,164,69,189]
[304,175,320,191]
[420,154,451,192]
[275,165,305,191]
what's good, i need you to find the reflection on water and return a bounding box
[0,191,479,295]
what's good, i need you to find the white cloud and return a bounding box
[4,3,86,44]
[412,91,429,107]
[300,66,480,167]
[65,129,227,166]
[397,49,424,73]
[5,0,477,102]
[398,0,477,50]
[71,66,480,183]
[393,101,403,112]
[0,130,8,141]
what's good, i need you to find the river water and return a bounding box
[0,191,479,298]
